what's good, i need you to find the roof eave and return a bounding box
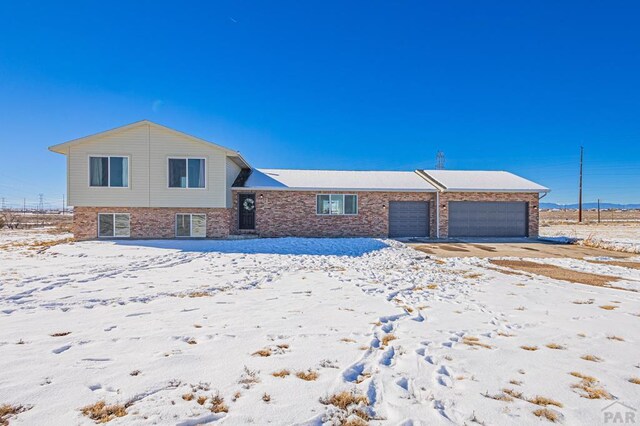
[233,187,437,192]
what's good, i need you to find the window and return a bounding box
[169,158,205,188]
[89,156,129,187]
[98,213,130,238]
[176,214,206,237]
[316,194,358,215]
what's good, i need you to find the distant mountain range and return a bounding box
[541,202,640,210]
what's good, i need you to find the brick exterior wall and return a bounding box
[438,192,540,238]
[73,207,231,240]
[72,192,540,240]
[231,190,437,238]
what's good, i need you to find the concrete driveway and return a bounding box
[407,239,635,259]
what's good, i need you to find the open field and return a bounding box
[541,209,640,225]
[1,229,640,425]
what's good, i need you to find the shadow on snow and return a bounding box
[113,237,390,257]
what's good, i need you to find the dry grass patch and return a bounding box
[607,335,624,341]
[182,393,194,401]
[80,401,128,423]
[427,283,439,289]
[502,388,524,400]
[497,331,515,337]
[520,345,539,351]
[252,348,272,357]
[320,390,369,410]
[272,369,290,378]
[210,393,228,413]
[262,393,271,403]
[600,305,618,310]
[573,299,594,305]
[482,391,513,402]
[628,377,640,385]
[186,338,197,345]
[341,338,356,343]
[587,259,640,270]
[462,336,493,349]
[570,372,612,399]
[238,366,260,389]
[50,331,71,337]
[546,343,566,350]
[197,395,207,405]
[296,370,319,381]
[532,408,560,422]
[276,343,289,350]
[188,291,210,298]
[380,334,397,347]
[509,379,523,386]
[581,354,603,362]
[528,396,563,407]
[0,404,30,425]
[489,259,621,288]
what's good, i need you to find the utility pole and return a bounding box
[578,146,584,223]
[23,198,26,214]
[597,198,601,224]
[62,194,65,214]
[435,151,445,170]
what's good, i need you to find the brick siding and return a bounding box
[73,207,231,240]
[231,190,437,238]
[438,192,540,238]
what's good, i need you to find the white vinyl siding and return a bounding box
[98,213,130,238]
[68,125,149,207]
[66,123,234,208]
[316,194,358,215]
[176,214,206,237]
[225,157,242,206]
[149,126,226,208]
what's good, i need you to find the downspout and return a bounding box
[436,191,440,239]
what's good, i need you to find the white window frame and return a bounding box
[88,155,130,188]
[167,157,207,189]
[316,194,358,216]
[175,213,207,238]
[97,213,130,238]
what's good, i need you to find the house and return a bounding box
[49,120,549,240]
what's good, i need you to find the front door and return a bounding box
[238,193,256,230]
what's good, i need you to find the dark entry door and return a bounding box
[238,193,256,230]
[388,201,430,238]
[448,201,528,237]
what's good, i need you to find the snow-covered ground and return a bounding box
[541,224,640,253]
[1,230,640,425]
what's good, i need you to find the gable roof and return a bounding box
[240,169,437,192]
[418,170,549,193]
[48,120,250,168]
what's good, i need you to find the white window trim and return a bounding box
[175,213,207,238]
[88,155,130,188]
[316,194,358,216]
[167,157,207,189]
[97,213,131,238]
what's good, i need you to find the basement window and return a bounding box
[98,213,130,238]
[316,194,358,215]
[176,214,206,237]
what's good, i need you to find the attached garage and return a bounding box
[389,201,430,238]
[448,201,528,237]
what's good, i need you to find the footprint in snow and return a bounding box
[52,345,71,354]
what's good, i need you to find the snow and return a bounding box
[541,224,640,253]
[1,230,640,425]
[244,169,437,191]
[420,170,549,192]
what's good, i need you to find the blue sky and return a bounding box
[1,1,639,208]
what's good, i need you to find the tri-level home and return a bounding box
[49,120,549,240]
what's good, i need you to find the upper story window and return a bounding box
[316,194,358,215]
[90,156,129,187]
[168,158,206,188]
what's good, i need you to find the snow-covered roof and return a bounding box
[241,169,437,192]
[419,170,549,193]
